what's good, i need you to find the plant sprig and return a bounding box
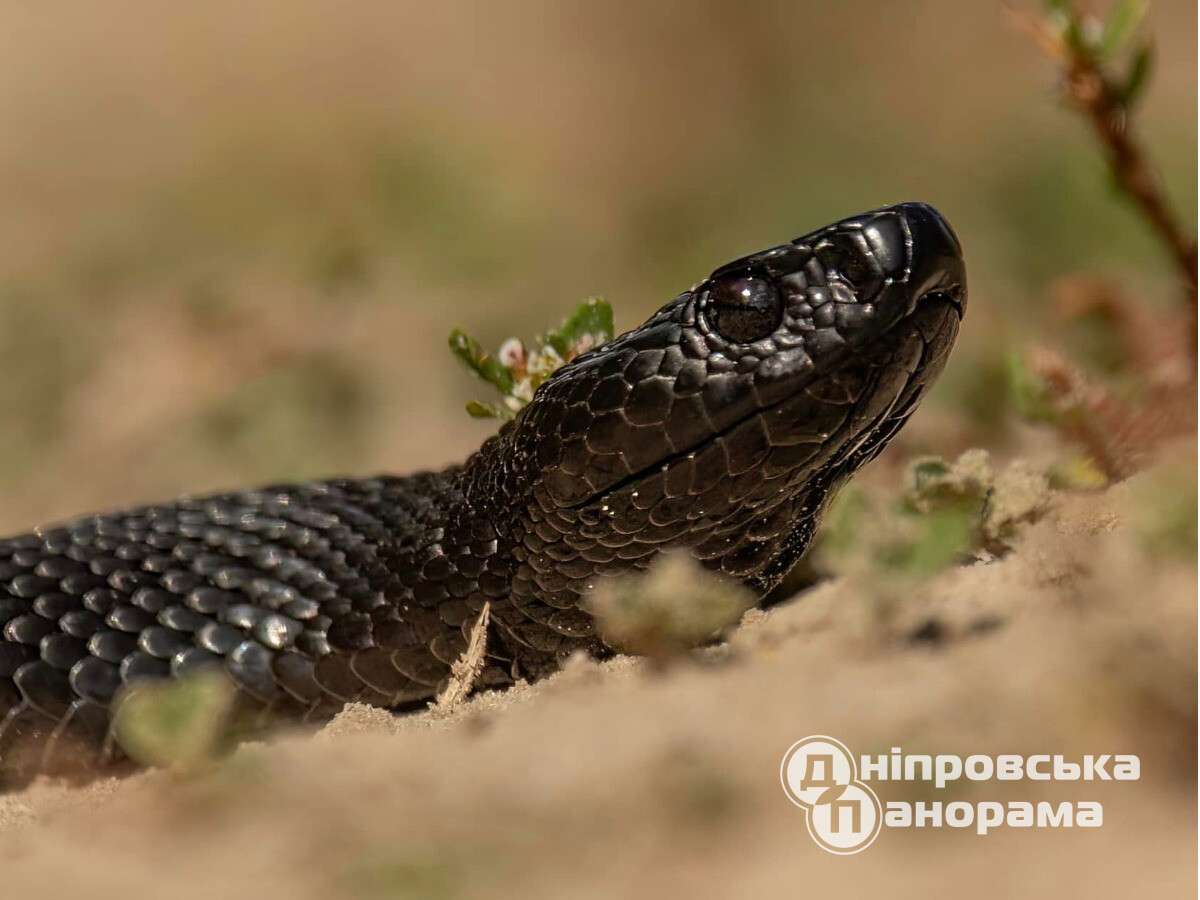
[449,297,614,420]
[817,450,1052,580]
[1011,0,1196,317]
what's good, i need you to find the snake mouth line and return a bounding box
[567,295,962,511]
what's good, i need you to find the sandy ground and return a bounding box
[0,462,1193,900]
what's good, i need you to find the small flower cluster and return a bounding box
[449,297,614,420]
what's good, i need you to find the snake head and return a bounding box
[483,202,965,592]
[694,201,964,410]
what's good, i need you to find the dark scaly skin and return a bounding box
[0,202,965,784]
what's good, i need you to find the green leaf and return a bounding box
[464,399,510,419]
[1054,6,1087,55]
[1041,0,1088,53]
[113,671,235,771]
[448,329,514,393]
[903,451,991,519]
[1118,42,1154,107]
[1048,455,1110,491]
[448,328,485,374]
[910,458,952,491]
[447,329,477,356]
[878,506,976,578]
[1005,352,1057,423]
[545,297,613,357]
[1100,0,1148,57]
[817,485,869,559]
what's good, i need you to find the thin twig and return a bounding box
[1062,57,1198,295]
[1008,3,1197,318]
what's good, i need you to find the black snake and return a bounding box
[0,202,965,784]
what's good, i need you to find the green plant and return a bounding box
[449,297,613,419]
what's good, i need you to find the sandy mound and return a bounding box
[0,468,1194,899]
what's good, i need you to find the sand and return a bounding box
[0,466,1194,900]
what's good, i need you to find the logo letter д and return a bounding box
[799,754,837,792]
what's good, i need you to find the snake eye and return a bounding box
[704,272,783,343]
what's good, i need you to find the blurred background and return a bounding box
[0,0,1193,531]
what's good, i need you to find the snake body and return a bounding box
[0,202,965,783]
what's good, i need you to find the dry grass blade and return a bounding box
[431,602,491,714]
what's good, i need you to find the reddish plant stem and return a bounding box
[1062,59,1198,304]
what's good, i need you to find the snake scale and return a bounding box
[0,202,965,785]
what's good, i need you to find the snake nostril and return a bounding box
[923,285,964,314]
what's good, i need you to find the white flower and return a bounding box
[498,338,527,369]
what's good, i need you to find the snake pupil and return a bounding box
[706,273,782,343]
